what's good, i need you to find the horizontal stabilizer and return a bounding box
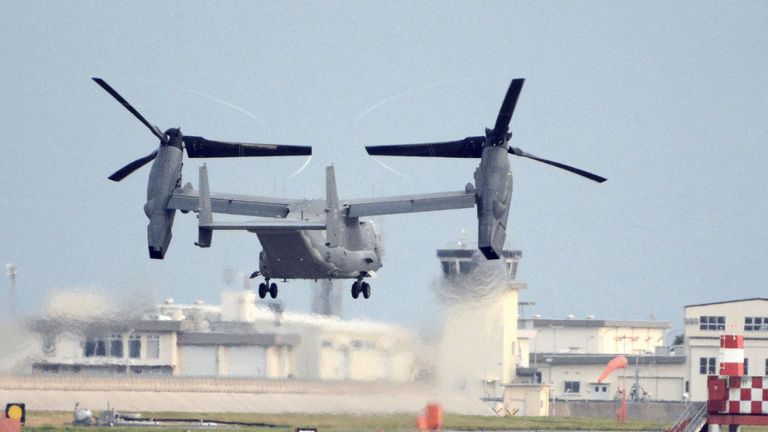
[184,136,312,158]
[365,136,485,158]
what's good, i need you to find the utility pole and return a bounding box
[5,263,17,317]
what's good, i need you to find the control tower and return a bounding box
[435,243,527,395]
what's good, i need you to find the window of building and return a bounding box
[458,261,475,275]
[84,336,107,357]
[96,338,106,356]
[745,317,768,331]
[744,358,749,376]
[146,335,160,359]
[84,340,95,357]
[564,381,580,394]
[441,261,452,275]
[765,359,768,376]
[593,384,608,393]
[128,335,141,359]
[699,357,716,375]
[699,316,725,331]
[109,333,123,358]
[42,334,56,355]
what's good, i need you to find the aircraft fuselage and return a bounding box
[256,199,383,280]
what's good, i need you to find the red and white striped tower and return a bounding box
[719,335,745,376]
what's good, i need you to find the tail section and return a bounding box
[195,164,213,248]
[325,165,343,247]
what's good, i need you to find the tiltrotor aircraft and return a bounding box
[94,77,605,300]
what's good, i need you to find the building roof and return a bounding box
[529,353,686,366]
[525,318,671,329]
[684,298,768,308]
[30,319,184,333]
[179,332,300,347]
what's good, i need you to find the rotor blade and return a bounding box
[492,78,525,141]
[183,136,312,158]
[92,77,167,143]
[108,150,158,182]
[509,147,607,183]
[365,136,485,158]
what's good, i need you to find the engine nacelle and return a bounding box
[475,146,513,260]
[144,145,183,259]
[478,216,506,260]
[147,211,175,259]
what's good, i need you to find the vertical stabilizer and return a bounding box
[196,164,213,248]
[325,165,343,247]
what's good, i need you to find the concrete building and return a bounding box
[528,353,686,402]
[30,290,415,383]
[683,298,768,401]
[520,317,671,355]
[517,317,683,401]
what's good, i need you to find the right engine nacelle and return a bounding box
[475,146,513,260]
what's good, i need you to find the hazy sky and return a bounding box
[2,2,767,333]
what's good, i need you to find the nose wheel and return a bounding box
[351,280,371,299]
[258,280,278,299]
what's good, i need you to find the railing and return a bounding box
[667,402,706,432]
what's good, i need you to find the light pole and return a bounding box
[4,263,17,316]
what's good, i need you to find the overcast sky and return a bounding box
[2,1,767,333]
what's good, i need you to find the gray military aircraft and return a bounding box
[94,78,476,300]
[95,77,604,301]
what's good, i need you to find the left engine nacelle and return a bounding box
[143,145,183,259]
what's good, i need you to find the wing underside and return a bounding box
[200,220,325,232]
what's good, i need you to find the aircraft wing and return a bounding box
[167,186,300,218]
[200,220,325,232]
[343,189,476,217]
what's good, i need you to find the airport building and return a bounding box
[518,317,684,402]
[17,241,767,415]
[682,298,768,401]
[29,290,415,382]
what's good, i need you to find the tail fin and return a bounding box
[325,165,343,247]
[195,164,213,248]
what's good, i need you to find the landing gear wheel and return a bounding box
[269,283,278,299]
[258,283,268,299]
[351,281,360,299]
[361,282,371,299]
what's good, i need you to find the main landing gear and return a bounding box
[258,279,278,299]
[351,278,371,299]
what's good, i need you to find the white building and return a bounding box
[517,317,685,401]
[528,353,686,402]
[30,290,415,383]
[683,298,768,401]
[520,317,671,355]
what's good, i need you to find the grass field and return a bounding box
[21,411,768,431]
[21,410,668,431]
